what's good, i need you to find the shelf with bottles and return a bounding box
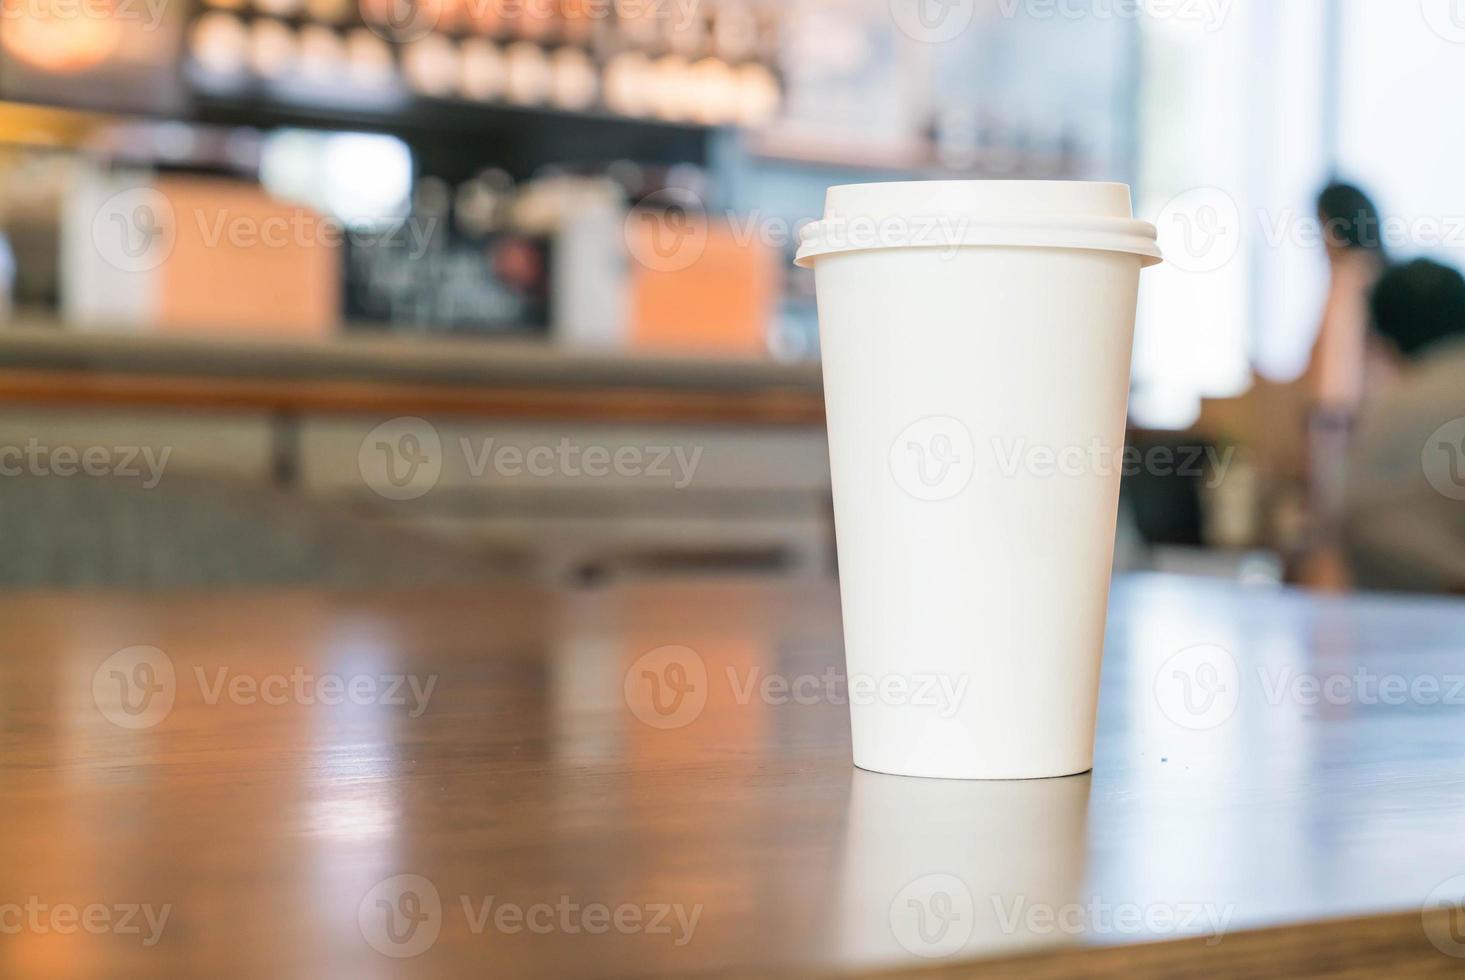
[185,0,785,132]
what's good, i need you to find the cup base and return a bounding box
[852,758,1095,782]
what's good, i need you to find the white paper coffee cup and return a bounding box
[797,180,1161,780]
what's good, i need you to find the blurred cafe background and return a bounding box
[0,0,1463,595]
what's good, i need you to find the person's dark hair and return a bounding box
[1317,182,1385,253]
[1369,258,1465,359]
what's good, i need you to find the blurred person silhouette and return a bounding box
[1342,258,1465,593]
[1307,182,1391,410]
[1298,182,1390,589]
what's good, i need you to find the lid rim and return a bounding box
[796,180,1162,269]
[795,218,1163,269]
[821,178,1136,195]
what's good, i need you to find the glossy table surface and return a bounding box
[5,575,1465,978]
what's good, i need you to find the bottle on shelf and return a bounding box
[549,46,598,111]
[460,38,507,102]
[505,40,552,105]
[247,19,297,80]
[402,33,461,97]
[191,13,250,77]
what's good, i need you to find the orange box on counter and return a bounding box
[625,215,778,356]
[64,173,340,340]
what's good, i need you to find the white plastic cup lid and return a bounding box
[794,180,1162,269]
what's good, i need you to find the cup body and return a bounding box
[808,184,1152,779]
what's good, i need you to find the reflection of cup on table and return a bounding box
[797,181,1161,780]
[829,770,1090,964]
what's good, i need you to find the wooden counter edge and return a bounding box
[824,908,1458,980]
[0,368,828,425]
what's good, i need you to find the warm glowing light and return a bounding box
[0,8,123,73]
[260,129,413,230]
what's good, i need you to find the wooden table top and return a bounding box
[5,574,1465,978]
